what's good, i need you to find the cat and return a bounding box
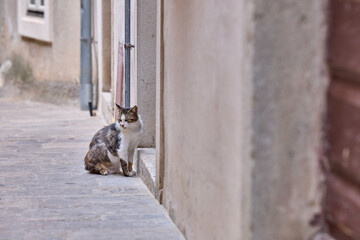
[84,104,143,176]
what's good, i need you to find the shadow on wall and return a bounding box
[0,54,80,106]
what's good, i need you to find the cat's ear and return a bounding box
[115,103,122,111]
[129,105,138,114]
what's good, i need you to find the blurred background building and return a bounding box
[0,0,359,239]
[0,0,80,105]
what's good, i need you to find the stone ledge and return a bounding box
[137,148,159,199]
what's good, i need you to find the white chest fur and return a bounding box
[116,116,143,163]
[118,131,140,161]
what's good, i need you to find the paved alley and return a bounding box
[0,99,183,240]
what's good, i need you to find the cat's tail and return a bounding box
[84,145,112,175]
[84,151,97,172]
[84,159,99,173]
[84,164,91,171]
[85,162,109,175]
[84,153,107,174]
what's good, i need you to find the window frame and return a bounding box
[17,0,52,42]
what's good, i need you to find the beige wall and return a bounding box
[251,0,328,239]
[0,0,80,84]
[160,0,328,240]
[111,0,124,110]
[160,0,253,239]
[94,0,111,93]
[136,0,156,147]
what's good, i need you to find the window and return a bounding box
[17,0,51,42]
[27,0,45,17]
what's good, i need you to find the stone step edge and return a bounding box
[136,148,160,200]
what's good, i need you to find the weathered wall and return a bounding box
[94,0,111,93]
[0,0,80,84]
[100,0,111,93]
[251,0,328,239]
[161,0,253,239]
[111,0,124,111]
[136,0,156,147]
[160,0,328,239]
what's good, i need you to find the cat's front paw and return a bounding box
[100,170,109,175]
[125,171,136,177]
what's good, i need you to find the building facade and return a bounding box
[101,0,329,239]
[0,0,81,104]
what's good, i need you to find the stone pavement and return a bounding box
[0,99,184,240]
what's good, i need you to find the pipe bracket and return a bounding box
[124,43,135,50]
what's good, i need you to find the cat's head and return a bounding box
[115,104,139,130]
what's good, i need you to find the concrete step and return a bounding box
[136,148,160,200]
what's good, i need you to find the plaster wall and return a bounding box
[100,0,111,93]
[136,0,156,147]
[111,0,124,111]
[0,0,80,84]
[160,0,328,239]
[251,0,328,239]
[94,0,111,119]
[161,1,253,239]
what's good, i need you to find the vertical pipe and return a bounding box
[124,0,131,108]
[80,0,93,110]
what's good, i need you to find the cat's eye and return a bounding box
[125,119,128,122]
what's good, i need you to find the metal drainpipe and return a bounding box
[80,0,93,112]
[124,0,134,108]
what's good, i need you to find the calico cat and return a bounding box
[84,104,143,176]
